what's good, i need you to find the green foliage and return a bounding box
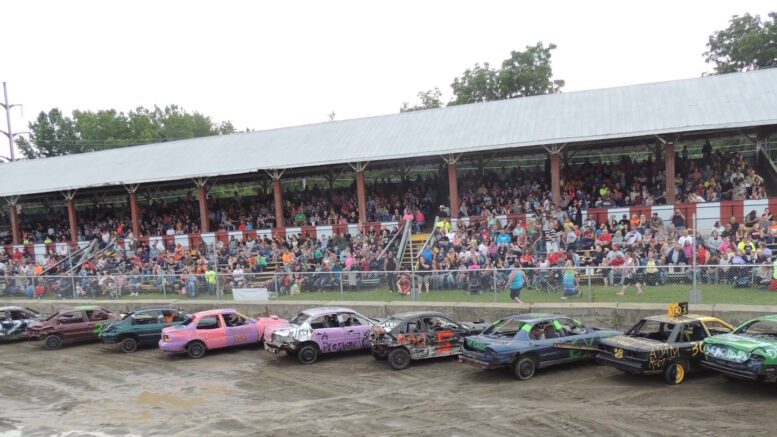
[16,105,237,159]
[400,88,444,112]
[704,12,777,74]
[449,42,564,106]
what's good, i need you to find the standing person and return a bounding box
[204,267,217,296]
[616,252,643,296]
[505,261,526,304]
[384,251,398,292]
[417,253,432,294]
[561,260,579,299]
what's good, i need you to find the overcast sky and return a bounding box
[2,0,773,159]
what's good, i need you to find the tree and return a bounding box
[499,42,565,98]
[16,109,80,158]
[16,105,239,159]
[449,42,564,106]
[400,88,444,112]
[704,12,777,74]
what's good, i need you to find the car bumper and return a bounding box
[596,354,660,375]
[458,355,500,370]
[701,359,777,381]
[264,342,294,354]
[158,339,186,353]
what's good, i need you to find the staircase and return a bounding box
[399,233,430,271]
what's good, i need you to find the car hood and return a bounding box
[599,335,669,351]
[271,323,301,336]
[705,334,777,360]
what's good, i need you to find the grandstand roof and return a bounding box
[2,68,777,198]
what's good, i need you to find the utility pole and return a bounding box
[1,81,23,162]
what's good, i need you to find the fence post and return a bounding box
[339,271,344,301]
[71,275,77,300]
[587,271,592,303]
[273,271,279,298]
[689,213,702,304]
[493,269,498,302]
[31,275,36,300]
[162,275,167,299]
[411,271,417,302]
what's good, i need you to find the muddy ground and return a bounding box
[0,339,774,436]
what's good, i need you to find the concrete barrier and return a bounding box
[4,299,777,329]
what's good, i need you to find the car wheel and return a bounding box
[514,356,536,380]
[297,344,319,365]
[388,348,411,370]
[186,341,207,359]
[663,359,688,385]
[120,337,138,353]
[373,351,387,360]
[44,335,63,350]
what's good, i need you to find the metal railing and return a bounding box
[3,264,776,305]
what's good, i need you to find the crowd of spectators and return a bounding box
[1,142,774,299]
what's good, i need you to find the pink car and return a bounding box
[159,309,286,359]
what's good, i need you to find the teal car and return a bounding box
[702,315,777,382]
[99,307,189,353]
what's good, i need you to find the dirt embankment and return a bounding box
[0,340,774,436]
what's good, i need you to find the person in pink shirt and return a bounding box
[413,208,425,233]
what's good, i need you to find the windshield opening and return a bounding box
[736,320,777,338]
[628,320,675,341]
[180,316,194,326]
[289,312,310,325]
[482,319,526,337]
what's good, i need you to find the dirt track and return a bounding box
[0,339,774,436]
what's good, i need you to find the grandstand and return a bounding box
[1,69,777,300]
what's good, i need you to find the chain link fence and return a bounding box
[2,264,777,305]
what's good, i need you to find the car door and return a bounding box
[309,313,345,353]
[340,313,372,351]
[526,321,567,363]
[59,310,91,343]
[132,310,164,345]
[222,312,258,346]
[676,321,708,367]
[555,318,598,361]
[423,316,459,356]
[195,315,227,350]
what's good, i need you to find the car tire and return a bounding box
[663,359,688,385]
[388,348,411,370]
[186,341,207,359]
[297,344,319,365]
[120,337,138,353]
[514,356,537,380]
[44,334,63,350]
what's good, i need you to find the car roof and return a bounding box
[0,306,34,312]
[130,307,180,315]
[192,308,241,317]
[387,311,449,320]
[301,307,358,317]
[642,314,724,324]
[750,314,777,323]
[502,313,561,323]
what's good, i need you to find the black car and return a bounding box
[459,313,622,380]
[370,311,488,370]
[596,313,734,384]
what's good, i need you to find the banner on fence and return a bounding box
[232,288,269,301]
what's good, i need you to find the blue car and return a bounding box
[459,313,621,380]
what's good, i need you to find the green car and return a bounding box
[702,315,777,382]
[99,307,189,353]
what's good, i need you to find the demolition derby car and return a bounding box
[702,314,777,382]
[0,306,47,341]
[459,313,621,380]
[99,307,190,353]
[264,307,380,364]
[370,311,488,370]
[596,303,733,384]
[159,309,286,359]
[26,306,120,350]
